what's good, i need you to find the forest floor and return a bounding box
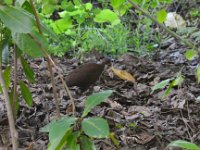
[1,1,200,150]
[1,39,200,150]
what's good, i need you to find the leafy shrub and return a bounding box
[41,90,113,150]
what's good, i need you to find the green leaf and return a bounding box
[82,90,113,117]
[94,9,120,26]
[110,0,125,9]
[151,79,171,93]
[44,116,77,150]
[0,6,34,33]
[22,1,34,14]
[15,0,26,6]
[5,0,12,5]
[42,2,58,15]
[3,66,11,90]
[185,49,197,61]
[157,9,167,23]
[48,128,73,150]
[85,3,92,11]
[167,140,200,150]
[113,2,132,16]
[163,83,173,98]
[171,75,184,86]
[0,66,11,93]
[197,65,200,83]
[50,17,72,34]
[66,131,81,150]
[20,56,35,83]
[19,81,33,106]
[40,116,76,132]
[1,37,10,65]
[9,86,19,114]
[12,31,46,58]
[82,117,109,138]
[0,5,58,41]
[80,135,96,150]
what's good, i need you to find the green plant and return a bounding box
[40,90,113,150]
[75,23,130,55]
[37,0,132,56]
[125,0,171,56]
[0,2,61,148]
[167,140,200,150]
[151,73,184,98]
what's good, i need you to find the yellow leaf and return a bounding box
[111,67,136,83]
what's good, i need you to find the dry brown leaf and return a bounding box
[111,67,136,83]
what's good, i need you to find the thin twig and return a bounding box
[47,60,61,118]
[180,110,193,142]
[29,0,62,117]
[13,44,18,118]
[28,33,75,115]
[0,67,18,150]
[29,1,75,113]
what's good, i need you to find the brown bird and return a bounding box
[65,58,111,91]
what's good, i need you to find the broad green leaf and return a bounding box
[42,1,58,15]
[1,37,10,64]
[20,56,35,83]
[185,49,197,61]
[0,6,34,33]
[85,3,92,11]
[48,128,73,150]
[94,9,120,26]
[46,117,77,150]
[19,81,33,106]
[110,0,125,9]
[80,135,96,150]
[42,0,59,15]
[197,65,200,83]
[157,9,167,23]
[82,90,113,117]
[167,140,200,150]
[51,17,72,34]
[40,116,76,132]
[12,31,46,58]
[0,5,58,41]
[151,79,171,93]
[82,117,109,138]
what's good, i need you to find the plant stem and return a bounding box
[29,0,62,117]
[13,44,18,118]
[0,67,18,150]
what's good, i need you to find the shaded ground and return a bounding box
[1,36,200,150]
[1,1,200,149]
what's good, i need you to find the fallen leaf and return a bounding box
[111,67,136,83]
[165,12,186,28]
